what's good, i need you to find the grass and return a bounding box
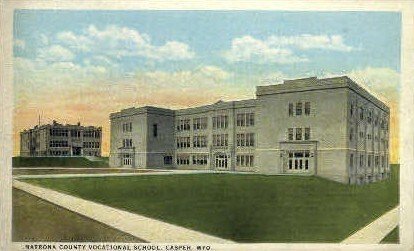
[12,188,143,242]
[13,157,109,168]
[380,226,399,243]
[13,168,160,176]
[25,164,399,243]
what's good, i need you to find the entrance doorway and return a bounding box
[72,147,81,156]
[215,154,228,169]
[122,153,133,167]
[286,150,312,172]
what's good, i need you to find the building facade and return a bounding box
[109,76,390,184]
[20,121,102,157]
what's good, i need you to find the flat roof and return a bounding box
[256,76,389,113]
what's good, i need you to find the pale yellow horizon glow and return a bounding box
[13,72,400,164]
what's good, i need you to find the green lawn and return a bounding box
[12,189,143,242]
[25,165,399,243]
[380,226,399,243]
[13,157,109,168]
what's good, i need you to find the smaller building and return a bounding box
[20,120,102,157]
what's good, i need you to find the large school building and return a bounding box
[109,76,390,184]
[20,120,102,157]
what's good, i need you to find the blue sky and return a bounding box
[14,10,401,77]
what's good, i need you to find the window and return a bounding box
[236,155,254,167]
[177,119,191,131]
[122,123,132,133]
[350,128,353,141]
[368,155,371,167]
[164,156,173,165]
[213,115,228,129]
[305,102,311,116]
[360,154,364,167]
[122,139,133,148]
[304,127,310,140]
[177,155,190,165]
[367,110,372,124]
[50,129,69,137]
[193,135,207,148]
[288,128,294,140]
[236,113,255,127]
[193,117,208,130]
[296,102,302,116]
[350,103,354,117]
[350,154,354,168]
[213,134,228,147]
[49,140,68,147]
[176,137,191,148]
[295,128,302,140]
[288,103,294,117]
[236,133,254,147]
[192,154,208,165]
[249,113,255,126]
[153,124,158,138]
[359,107,364,120]
[236,114,244,127]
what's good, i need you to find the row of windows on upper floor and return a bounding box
[288,102,311,117]
[350,153,388,169]
[176,113,255,131]
[50,129,100,138]
[350,128,389,149]
[48,140,100,148]
[350,104,388,130]
[176,133,255,148]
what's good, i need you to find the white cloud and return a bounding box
[267,34,354,52]
[224,36,308,64]
[39,34,49,46]
[259,72,287,85]
[38,45,75,62]
[347,67,400,104]
[321,67,400,105]
[56,31,92,52]
[14,56,109,94]
[224,34,354,64]
[56,25,195,61]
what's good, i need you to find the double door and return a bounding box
[214,154,228,169]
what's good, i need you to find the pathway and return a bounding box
[12,180,234,243]
[342,206,399,244]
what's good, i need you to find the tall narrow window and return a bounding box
[304,127,310,140]
[350,103,354,117]
[288,128,294,140]
[350,128,353,141]
[288,103,294,117]
[295,128,302,140]
[360,154,364,167]
[296,102,302,116]
[350,154,354,168]
[153,124,158,138]
[359,107,364,120]
[305,102,310,116]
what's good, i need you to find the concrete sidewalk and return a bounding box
[13,180,234,243]
[13,169,255,179]
[342,206,399,244]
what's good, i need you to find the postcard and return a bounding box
[1,1,413,251]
